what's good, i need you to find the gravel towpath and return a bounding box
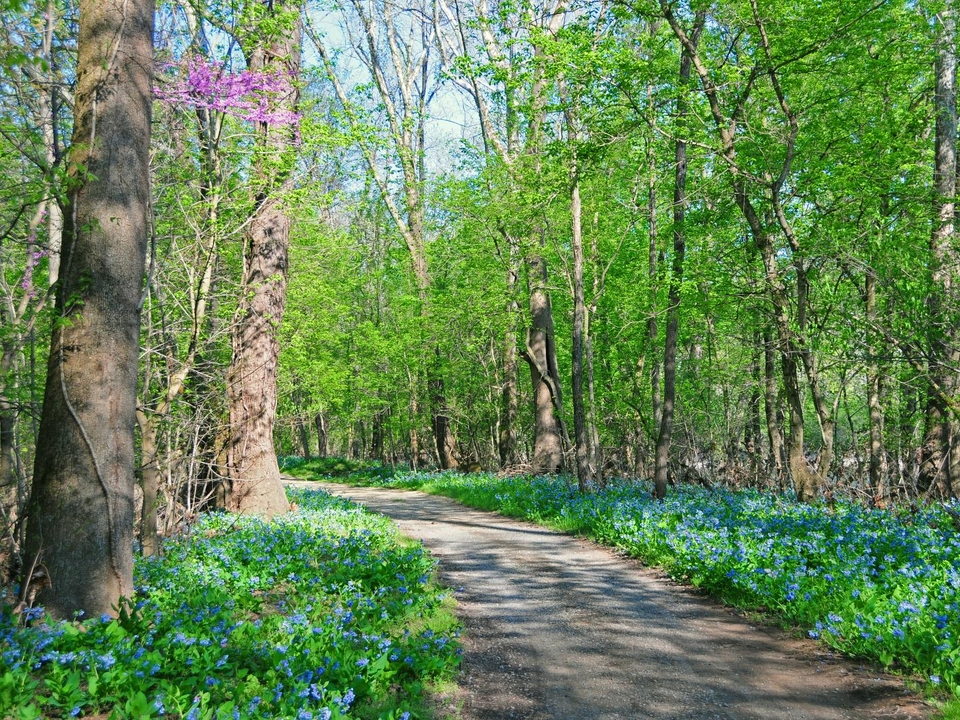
[286,480,932,720]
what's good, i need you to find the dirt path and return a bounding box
[287,480,932,720]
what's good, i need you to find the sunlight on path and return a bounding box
[285,480,930,720]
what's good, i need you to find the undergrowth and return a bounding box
[294,459,960,708]
[0,487,461,719]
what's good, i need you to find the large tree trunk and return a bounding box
[653,14,702,500]
[225,199,293,516]
[23,0,154,619]
[224,4,301,516]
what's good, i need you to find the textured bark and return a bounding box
[747,339,764,483]
[24,0,154,618]
[224,3,302,516]
[525,255,564,473]
[225,202,293,516]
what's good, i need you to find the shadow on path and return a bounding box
[286,480,931,720]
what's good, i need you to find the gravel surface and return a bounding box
[287,480,932,720]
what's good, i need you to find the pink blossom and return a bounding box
[155,55,301,128]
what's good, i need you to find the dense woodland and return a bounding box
[3,0,960,613]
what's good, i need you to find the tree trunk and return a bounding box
[525,255,564,473]
[225,199,294,516]
[431,352,459,470]
[747,339,764,485]
[570,146,596,490]
[763,326,785,488]
[499,244,520,468]
[315,413,328,458]
[865,269,885,497]
[921,2,959,498]
[660,0,823,502]
[297,417,311,459]
[653,13,702,500]
[646,122,662,432]
[24,0,154,619]
[0,400,17,532]
[224,4,301,516]
[139,418,161,557]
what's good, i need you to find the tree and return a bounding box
[653,10,704,500]
[920,0,959,497]
[23,0,154,617]
[311,0,461,469]
[223,0,303,516]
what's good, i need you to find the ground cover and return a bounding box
[0,488,461,720]
[287,460,960,709]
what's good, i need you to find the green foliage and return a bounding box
[0,490,460,719]
[282,456,395,482]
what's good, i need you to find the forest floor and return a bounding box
[284,479,933,720]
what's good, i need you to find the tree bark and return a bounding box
[865,269,885,497]
[0,399,17,532]
[570,143,596,490]
[225,198,294,515]
[315,413,328,458]
[499,243,520,468]
[646,88,662,433]
[920,1,959,498]
[224,3,302,516]
[139,420,161,557]
[24,0,154,619]
[763,326,785,488]
[653,13,702,500]
[525,255,565,473]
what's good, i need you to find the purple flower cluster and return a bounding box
[156,55,300,127]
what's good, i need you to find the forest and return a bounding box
[2,0,960,716]
[1,0,954,542]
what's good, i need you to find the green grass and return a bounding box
[0,487,461,720]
